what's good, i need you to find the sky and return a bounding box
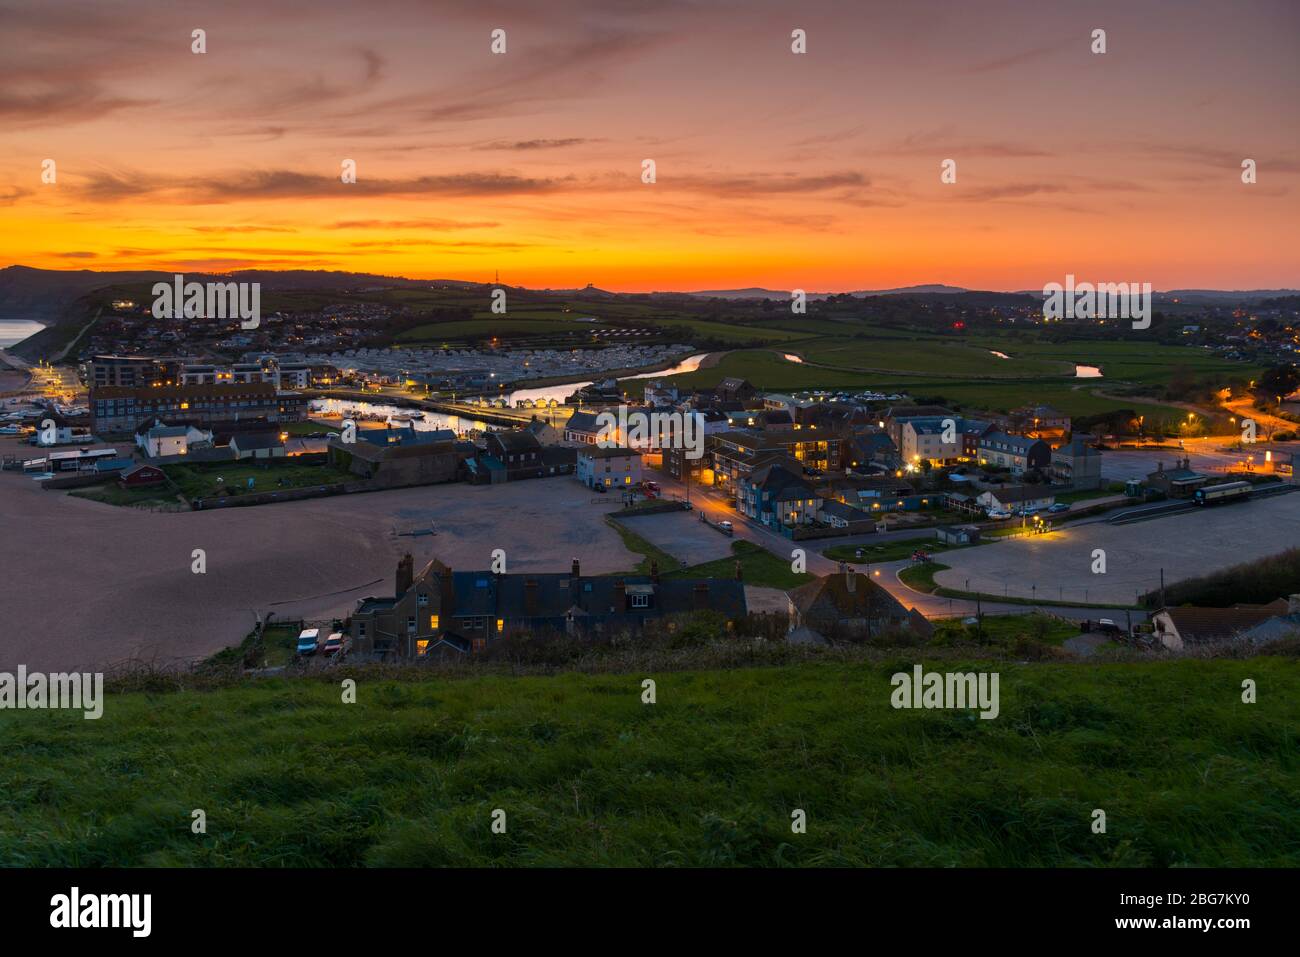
[1,0,1298,292]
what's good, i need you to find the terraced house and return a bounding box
[738,463,822,533]
[348,555,748,658]
[709,429,839,491]
[977,431,1051,475]
[90,380,302,435]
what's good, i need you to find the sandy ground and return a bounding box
[0,463,638,671]
[0,369,30,392]
[933,493,1300,604]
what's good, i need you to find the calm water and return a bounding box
[311,352,712,434]
[0,320,44,348]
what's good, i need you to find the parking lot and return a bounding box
[933,492,1300,604]
[617,508,736,566]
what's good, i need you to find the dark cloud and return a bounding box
[474,138,592,151]
[78,168,577,203]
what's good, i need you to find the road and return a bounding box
[651,472,1145,622]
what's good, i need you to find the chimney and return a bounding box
[846,569,857,593]
[651,559,660,583]
[571,557,580,579]
[693,582,710,611]
[524,579,539,616]
[440,565,455,617]
[613,579,626,611]
[396,553,414,596]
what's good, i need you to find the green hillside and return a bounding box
[1,656,1295,867]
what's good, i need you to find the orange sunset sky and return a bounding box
[1,0,1297,292]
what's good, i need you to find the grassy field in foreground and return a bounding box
[0,658,1295,866]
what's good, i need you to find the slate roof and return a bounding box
[358,426,455,447]
[579,444,639,459]
[381,563,747,625]
[230,432,284,451]
[982,485,1054,504]
[1160,606,1282,644]
[748,463,814,500]
[980,430,1045,454]
[789,572,912,622]
[487,429,542,454]
[564,410,604,433]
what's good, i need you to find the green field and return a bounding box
[797,337,1071,377]
[165,461,355,499]
[651,349,1215,428]
[1,656,1294,866]
[666,540,815,590]
[824,538,966,564]
[68,481,178,509]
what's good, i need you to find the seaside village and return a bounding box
[4,351,1298,661]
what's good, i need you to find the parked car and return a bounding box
[1096,619,1123,635]
[321,632,347,657]
[718,520,733,531]
[296,628,320,657]
[644,481,660,493]
[593,483,607,494]
[987,509,1011,520]
[1048,503,1070,513]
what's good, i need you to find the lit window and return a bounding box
[496,618,504,631]
[429,615,439,629]
[417,640,429,655]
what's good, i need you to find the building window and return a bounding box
[632,594,649,609]
[429,614,439,629]
[358,622,367,637]
[407,616,416,634]
[496,618,504,631]
[417,639,429,655]
[418,593,428,607]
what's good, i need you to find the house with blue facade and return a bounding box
[738,463,821,534]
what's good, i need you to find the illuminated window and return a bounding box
[429,615,439,629]
[417,640,429,655]
[496,618,504,631]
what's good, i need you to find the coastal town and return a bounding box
[2,300,1298,672]
[1,0,1298,903]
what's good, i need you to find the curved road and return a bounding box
[655,473,1145,622]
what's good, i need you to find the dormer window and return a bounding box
[632,594,649,609]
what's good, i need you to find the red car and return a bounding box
[321,633,348,657]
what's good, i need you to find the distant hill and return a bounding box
[0,265,470,321]
[852,284,969,297]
